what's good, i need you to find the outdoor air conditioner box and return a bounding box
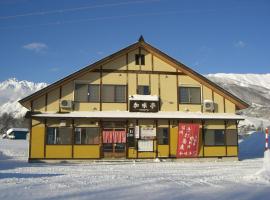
[60,100,73,109]
[203,100,215,112]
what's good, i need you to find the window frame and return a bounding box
[46,127,73,145]
[74,127,100,145]
[137,85,150,95]
[135,54,145,66]
[204,129,225,146]
[157,127,169,145]
[102,84,127,103]
[179,86,202,105]
[88,84,100,103]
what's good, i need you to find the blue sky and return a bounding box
[0,0,269,83]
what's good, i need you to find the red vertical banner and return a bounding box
[176,123,200,158]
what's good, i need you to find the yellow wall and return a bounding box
[128,49,140,70]
[128,148,137,158]
[204,146,226,157]
[103,55,127,70]
[73,145,100,158]
[214,92,224,113]
[227,146,238,156]
[204,120,225,129]
[160,75,177,111]
[30,119,45,158]
[158,145,169,157]
[225,99,235,113]
[33,95,46,112]
[47,88,60,112]
[169,125,178,157]
[150,74,159,96]
[153,56,176,72]
[46,145,72,158]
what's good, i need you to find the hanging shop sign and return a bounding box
[138,140,154,152]
[102,129,126,143]
[140,126,156,139]
[129,100,159,112]
[176,123,200,158]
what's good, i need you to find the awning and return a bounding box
[31,111,245,120]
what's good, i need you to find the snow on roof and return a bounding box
[129,95,159,101]
[6,128,29,135]
[32,111,245,120]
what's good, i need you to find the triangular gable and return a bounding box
[19,38,249,110]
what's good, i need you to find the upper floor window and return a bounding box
[102,85,126,103]
[179,87,201,104]
[75,84,100,102]
[135,54,145,65]
[137,85,150,95]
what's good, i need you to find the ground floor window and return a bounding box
[157,128,169,145]
[46,127,72,145]
[74,127,100,144]
[204,129,225,146]
[226,129,238,145]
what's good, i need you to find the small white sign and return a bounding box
[138,140,154,152]
[135,126,140,139]
[140,126,156,139]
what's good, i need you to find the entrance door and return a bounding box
[102,128,126,158]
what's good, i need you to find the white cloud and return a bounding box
[234,40,246,48]
[49,67,60,72]
[23,42,48,52]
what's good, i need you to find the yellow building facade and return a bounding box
[19,37,248,161]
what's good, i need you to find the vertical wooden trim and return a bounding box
[44,119,47,158]
[100,66,103,111]
[202,120,205,157]
[212,90,215,113]
[139,47,142,71]
[201,86,204,112]
[176,74,179,111]
[223,97,226,113]
[71,119,75,158]
[28,101,33,160]
[136,119,138,159]
[168,120,171,157]
[149,73,151,94]
[236,120,239,158]
[155,120,158,158]
[125,120,128,158]
[126,54,129,111]
[158,74,161,110]
[100,120,103,158]
[151,54,154,71]
[225,120,227,157]
[59,86,62,112]
[45,93,48,112]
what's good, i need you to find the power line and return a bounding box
[0,0,160,20]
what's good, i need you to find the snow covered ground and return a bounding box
[0,137,270,200]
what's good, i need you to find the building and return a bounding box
[6,128,29,139]
[19,36,248,161]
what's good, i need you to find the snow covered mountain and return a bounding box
[0,78,47,118]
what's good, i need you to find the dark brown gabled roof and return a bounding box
[19,37,249,110]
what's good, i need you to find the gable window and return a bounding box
[179,87,201,104]
[135,54,145,65]
[138,85,150,95]
[102,85,126,103]
[75,127,100,144]
[75,84,88,102]
[204,129,225,146]
[157,128,169,145]
[46,127,72,145]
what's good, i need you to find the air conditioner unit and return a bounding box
[60,100,73,109]
[203,100,215,112]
